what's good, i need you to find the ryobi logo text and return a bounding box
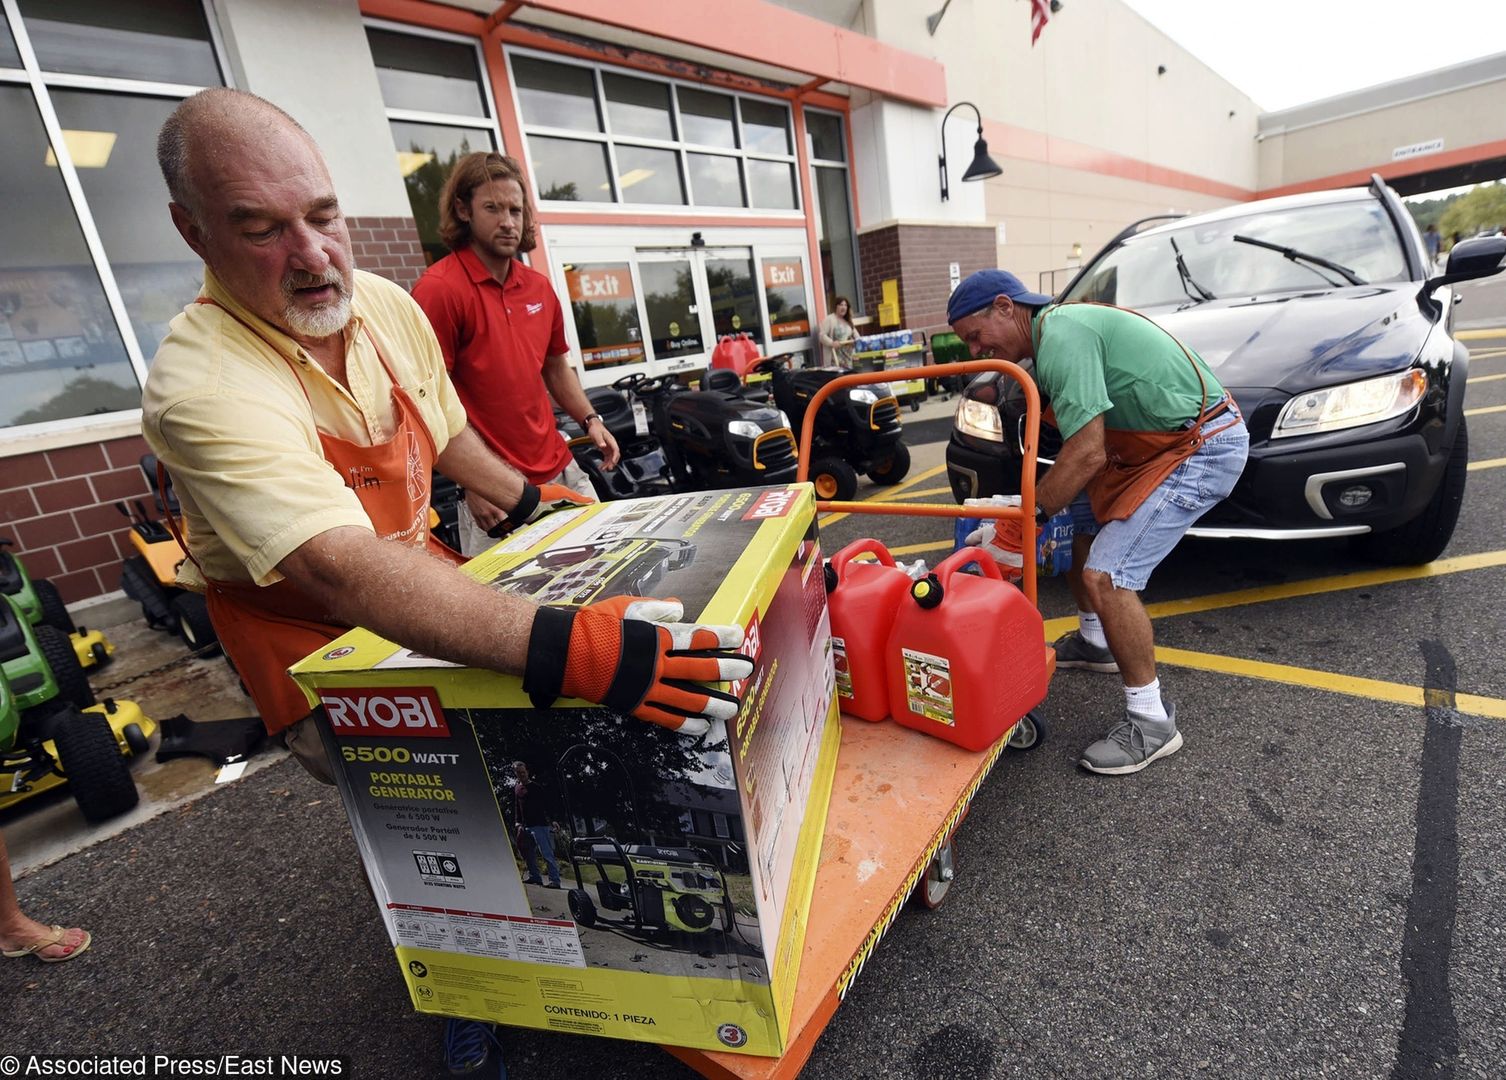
[320,688,450,738]
[742,488,798,521]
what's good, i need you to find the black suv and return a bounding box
[946,176,1505,564]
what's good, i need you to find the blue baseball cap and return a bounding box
[946,269,1054,325]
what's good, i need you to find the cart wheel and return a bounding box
[568,888,597,927]
[811,457,858,502]
[917,838,956,910]
[1008,710,1049,751]
[909,400,920,413]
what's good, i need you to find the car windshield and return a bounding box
[1063,199,1409,308]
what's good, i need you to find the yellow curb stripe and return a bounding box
[819,463,947,526]
[884,485,954,501]
[1152,647,1506,721]
[888,539,956,557]
[1457,328,1506,340]
[1469,457,1506,472]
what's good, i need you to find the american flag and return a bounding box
[1030,0,1051,45]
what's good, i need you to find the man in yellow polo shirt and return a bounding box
[142,89,750,782]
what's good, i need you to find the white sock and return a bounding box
[1124,679,1168,721]
[1077,610,1107,648]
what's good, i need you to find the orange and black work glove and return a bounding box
[522,596,754,737]
[489,481,594,538]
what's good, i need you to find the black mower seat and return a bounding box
[701,369,744,395]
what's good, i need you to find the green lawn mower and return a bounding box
[0,594,153,822]
[0,537,114,670]
[565,835,735,939]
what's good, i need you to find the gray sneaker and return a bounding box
[1053,629,1119,673]
[1079,701,1182,775]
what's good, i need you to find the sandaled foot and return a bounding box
[1,924,92,963]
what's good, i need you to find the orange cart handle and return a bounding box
[795,360,1042,606]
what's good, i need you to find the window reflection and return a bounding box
[763,259,810,341]
[747,159,796,210]
[615,145,684,206]
[640,260,703,359]
[687,154,742,207]
[0,16,20,68]
[814,165,858,310]
[603,73,674,141]
[513,56,601,132]
[367,27,486,117]
[18,0,222,86]
[565,263,645,370]
[531,136,612,202]
[740,99,790,155]
[678,88,737,149]
[388,120,495,265]
[0,86,135,428]
[806,111,845,162]
[705,255,763,346]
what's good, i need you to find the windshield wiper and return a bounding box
[1169,235,1216,302]
[1231,234,1365,286]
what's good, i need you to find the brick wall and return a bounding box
[857,223,999,339]
[349,215,428,291]
[1,434,157,604]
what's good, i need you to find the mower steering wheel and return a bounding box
[612,372,648,392]
[750,357,789,375]
[631,374,676,395]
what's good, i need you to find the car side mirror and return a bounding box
[1419,235,1506,316]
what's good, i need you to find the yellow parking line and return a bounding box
[888,539,955,557]
[1153,647,1506,721]
[1469,457,1506,472]
[886,485,954,501]
[1465,404,1506,417]
[819,463,947,526]
[1470,373,1506,383]
[1458,328,1506,340]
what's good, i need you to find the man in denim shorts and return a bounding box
[949,270,1249,776]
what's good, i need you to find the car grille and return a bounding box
[753,428,798,472]
[1015,414,1063,460]
[870,398,901,431]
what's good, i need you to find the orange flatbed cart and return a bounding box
[665,361,1055,1079]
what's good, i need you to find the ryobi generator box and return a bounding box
[288,484,840,1057]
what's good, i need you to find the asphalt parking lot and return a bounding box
[7,280,1506,1079]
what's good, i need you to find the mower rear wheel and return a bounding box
[53,708,139,823]
[811,457,858,502]
[868,442,912,486]
[121,556,174,630]
[123,722,151,756]
[34,579,76,634]
[35,624,96,709]
[172,592,220,656]
[568,888,597,927]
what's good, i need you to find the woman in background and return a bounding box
[819,296,858,368]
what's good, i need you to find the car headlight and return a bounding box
[850,386,892,404]
[728,419,764,440]
[778,410,793,430]
[956,398,1004,442]
[1272,369,1428,439]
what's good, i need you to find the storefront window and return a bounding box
[513,55,601,132]
[512,53,797,213]
[687,153,743,207]
[808,108,860,312]
[705,254,763,346]
[747,159,796,210]
[50,90,206,359]
[18,0,221,87]
[678,87,737,149]
[367,24,502,267]
[565,263,645,370]
[639,260,704,359]
[367,27,486,117]
[603,73,674,141]
[0,18,19,68]
[806,111,845,162]
[614,145,684,206]
[762,259,810,341]
[531,136,612,202]
[740,99,790,155]
[0,86,136,428]
[389,120,494,264]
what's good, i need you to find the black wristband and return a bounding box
[522,605,576,709]
[582,412,603,427]
[506,481,541,527]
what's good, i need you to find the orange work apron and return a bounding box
[1036,302,1242,523]
[166,300,462,734]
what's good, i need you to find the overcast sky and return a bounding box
[1119,0,1506,111]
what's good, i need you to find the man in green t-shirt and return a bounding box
[948,269,1249,776]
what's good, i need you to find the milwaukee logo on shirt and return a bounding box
[526,301,544,315]
[320,687,450,737]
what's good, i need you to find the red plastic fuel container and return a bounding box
[885,547,1049,751]
[825,538,913,721]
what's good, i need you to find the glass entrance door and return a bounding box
[636,253,711,371]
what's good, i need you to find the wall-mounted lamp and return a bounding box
[1071,242,1083,260]
[690,231,706,248]
[938,101,1002,202]
[1157,64,1167,76]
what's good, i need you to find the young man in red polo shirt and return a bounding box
[414,152,619,556]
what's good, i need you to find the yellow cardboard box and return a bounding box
[289,485,839,1056]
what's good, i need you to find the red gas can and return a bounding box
[885,547,1049,751]
[709,333,763,377]
[825,538,913,721]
